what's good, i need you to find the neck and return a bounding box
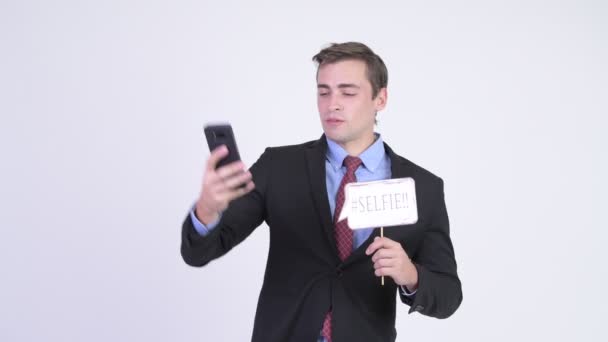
[337,133,376,156]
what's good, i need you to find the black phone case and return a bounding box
[204,124,241,169]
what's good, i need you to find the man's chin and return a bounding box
[323,131,349,144]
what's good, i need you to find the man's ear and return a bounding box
[374,88,388,111]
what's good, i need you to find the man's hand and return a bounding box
[195,145,255,225]
[366,236,418,291]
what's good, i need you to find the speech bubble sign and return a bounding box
[337,177,418,229]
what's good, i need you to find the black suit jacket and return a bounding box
[181,135,462,342]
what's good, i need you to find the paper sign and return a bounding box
[337,178,418,229]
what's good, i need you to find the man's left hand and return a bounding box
[365,236,418,291]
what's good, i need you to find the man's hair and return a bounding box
[312,42,388,99]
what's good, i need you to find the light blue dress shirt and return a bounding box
[323,134,389,247]
[189,134,415,341]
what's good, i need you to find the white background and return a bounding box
[1,0,606,341]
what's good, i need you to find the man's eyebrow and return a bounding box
[316,83,360,89]
[337,83,360,89]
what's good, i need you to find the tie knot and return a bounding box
[343,156,362,173]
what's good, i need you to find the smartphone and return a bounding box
[204,124,242,169]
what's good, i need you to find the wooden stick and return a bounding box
[381,227,384,286]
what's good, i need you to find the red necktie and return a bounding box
[321,155,362,342]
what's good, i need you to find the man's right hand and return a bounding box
[195,145,255,225]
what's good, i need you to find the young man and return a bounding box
[181,42,462,342]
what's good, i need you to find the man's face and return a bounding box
[317,59,387,148]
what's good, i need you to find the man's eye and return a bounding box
[318,93,329,97]
[343,93,356,96]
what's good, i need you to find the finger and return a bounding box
[373,258,395,269]
[222,171,252,190]
[224,181,255,202]
[216,160,247,181]
[366,236,399,255]
[366,239,381,255]
[225,181,255,202]
[377,236,400,248]
[206,145,229,171]
[371,248,397,263]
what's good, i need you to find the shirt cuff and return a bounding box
[189,203,221,236]
[400,285,417,297]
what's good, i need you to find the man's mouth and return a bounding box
[325,118,344,124]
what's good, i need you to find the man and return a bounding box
[181,42,462,342]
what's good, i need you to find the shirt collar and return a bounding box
[325,133,385,173]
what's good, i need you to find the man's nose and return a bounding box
[329,96,342,112]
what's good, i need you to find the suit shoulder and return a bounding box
[393,153,444,185]
[262,139,319,157]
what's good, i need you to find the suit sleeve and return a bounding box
[398,177,463,318]
[180,147,272,267]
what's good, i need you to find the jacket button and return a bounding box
[336,269,343,277]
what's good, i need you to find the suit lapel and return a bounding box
[385,141,412,181]
[305,135,340,258]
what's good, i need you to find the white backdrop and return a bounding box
[1,0,606,341]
